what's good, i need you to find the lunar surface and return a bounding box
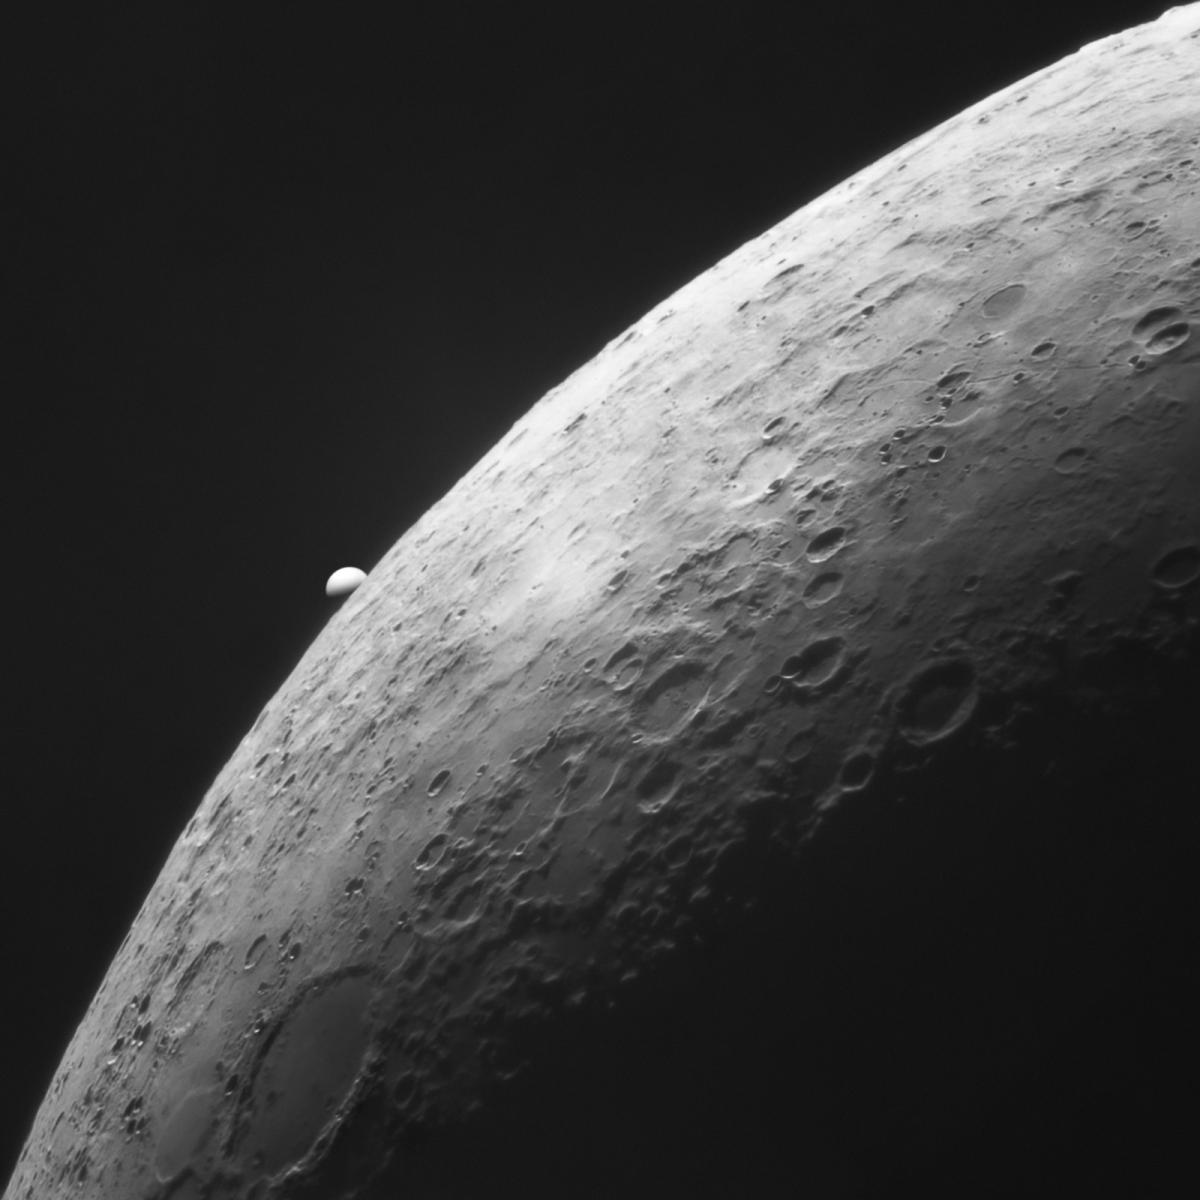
[10,7,1200,1197]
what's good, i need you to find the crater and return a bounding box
[762,416,786,442]
[897,658,979,746]
[415,833,449,870]
[839,751,876,791]
[1146,323,1191,355]
[636,660,709,734]
[936,369,972,392]
[243,936,268,973]
[981,283,1027,319]
[803,572,844,607]
[806,527,847,563]
[780,637,846,691]
[637,759,682,814]
[1151,544,1200,589]
[1131,306,1191,355]
[604,642,645,693]
[1053,447,1089,474]
[784,727,817,764]
[230,973,373,1179]
[154,1088,219,1184]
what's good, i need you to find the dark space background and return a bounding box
[3,1,1183,1187]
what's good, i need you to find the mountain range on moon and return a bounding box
[7,6,1200,1198]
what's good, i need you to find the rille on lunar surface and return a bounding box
[7,6,1200,1198]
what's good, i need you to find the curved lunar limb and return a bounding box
[7,7,1200,1198]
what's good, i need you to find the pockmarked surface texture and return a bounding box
[9,7,1200,1197]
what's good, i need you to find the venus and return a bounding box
[6,7,1200,1198]
[324,566,367,598]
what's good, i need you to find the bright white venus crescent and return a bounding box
[325,566,366,597]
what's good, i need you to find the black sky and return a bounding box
[3,0,1174,1181]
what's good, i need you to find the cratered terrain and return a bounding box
[8,6,1200,1198]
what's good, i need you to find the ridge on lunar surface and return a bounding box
[9,6,1200,1198]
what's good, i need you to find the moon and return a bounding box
[8,7,1200,1198]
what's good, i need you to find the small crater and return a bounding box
[1048,571,1084,608]
[808,478,841,503]
[659,834,692,871]
[1132,306,1191,355]
[344,877,365,897]
[607,569,629,593]
[803,571,844,606]
[897,658,979,746]
[937,370,972,392]
[637,759,681,811]
[639,759,678,795]
[415,833,449,870]
[927,445,946,463]
[806,526,847,563]
[122,1096,146,1136]
[1053,447,1088,474]
[243,936,268,972]
[769,262,804,285]
[1151,544,1200,589]
[780,637,846,691]
[839,751,876,791]
[762,416,786,442]
[721,533,757,568]
[1030,341,1057,360]
[1147,323,1191,355]
[604,642,645,693]
[1123,220,1148,239]
[981,283,1027,319]
[427,769,451,798]
[637,660,708,734]
[784,727,817,763]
